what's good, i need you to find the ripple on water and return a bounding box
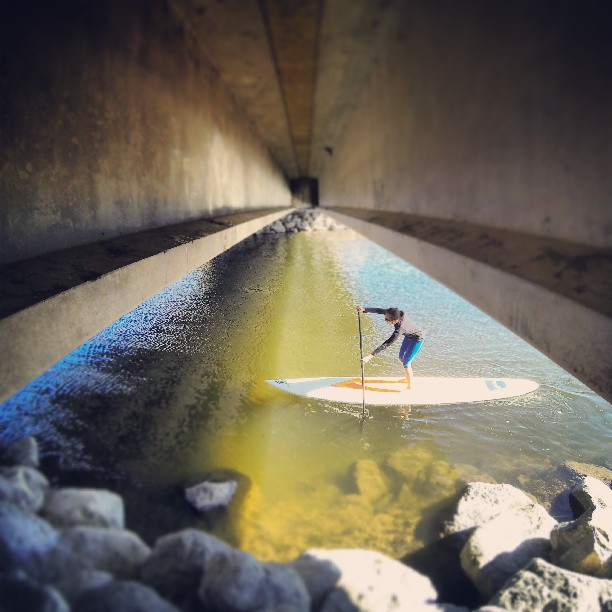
[0,231,609,558]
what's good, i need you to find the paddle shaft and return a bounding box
[358,310,366,417]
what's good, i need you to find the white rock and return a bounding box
[570,475,612,516]
[0,466,49,512]
[198,549,309,611]
[52,568,113,605]
[0,501,59,580]
[302,549,437,611]
[286,552,341,609]
[139,529,233,608]
[444,482,541,535]
[460,506,556,598]
[185,480,237,512]
[59,526,150,579]
[0,575,69,612]
[490,558,612,611]
[2,436,39,468]
[43,488,124,529]
[270,220,285,233]
[74,580,178,612]
[552,505,612,577]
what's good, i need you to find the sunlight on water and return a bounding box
[1,230,610,561]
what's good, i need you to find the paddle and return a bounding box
[358,310,366,417]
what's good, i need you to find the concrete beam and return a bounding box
[0,208,293,404]
[324,208,612,403]
[170,0,299,176]
[262,0,322,175]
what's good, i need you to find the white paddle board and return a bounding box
[266,376,538,406]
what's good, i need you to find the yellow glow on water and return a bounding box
[182,232,471,561]
[4,227,609,561]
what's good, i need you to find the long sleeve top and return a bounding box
[364,308,424,356]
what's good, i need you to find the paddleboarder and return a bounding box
[356,306,424,390]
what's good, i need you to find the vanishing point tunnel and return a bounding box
[0,0,611,404]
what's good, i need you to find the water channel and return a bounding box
[1,229,610,562]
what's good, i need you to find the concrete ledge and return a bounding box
[0,208,293,403]
[324,207,612,403]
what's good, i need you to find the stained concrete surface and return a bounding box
[325,208,612,403]
[328,208,612,319]
[0,0,290,266]
[0,208,294,404]
[319,1,612,248]
[170,0,299,176]
[0,209,288,320]
[1,0,611,408]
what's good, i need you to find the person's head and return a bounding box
[385,307,401,324]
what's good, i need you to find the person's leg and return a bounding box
[400,340,423,390]
[403,363,414,389]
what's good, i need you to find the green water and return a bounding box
[1,230,610,562]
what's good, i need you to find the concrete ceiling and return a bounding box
[172,0,400,179]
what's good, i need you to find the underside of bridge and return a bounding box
[0,0,611,402]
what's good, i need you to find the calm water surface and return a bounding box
[1,230,610,561]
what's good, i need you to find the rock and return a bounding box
[301,549,437,611]
[185,480,237,512]
[521,461,612,522]
[139,529,233,608]
[0,466,49,512]
[198,548,309,611]
[39,538,96,584]
[43,488,124,529]
[74,580,178,612]
[0,575,69,612]
[570,475,612,517]
[402,532,482,609]
[565,461,612,487]
[550,476,612,577]
[286,551,341,609]
[52,568,113,605]
[0,501,58,579]
[2,436,39,468]
[444,482,545,536]
[551,506,612,578]
[460,504,557,599]
[269,220,285,233]
[385,447,463,498]
[59,526,150,579]
[351,459,388,501]
[490,558,612,610]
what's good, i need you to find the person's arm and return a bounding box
[371,327,400,356]
[364,307,386,315]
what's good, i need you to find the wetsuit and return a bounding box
[364,308,424,366]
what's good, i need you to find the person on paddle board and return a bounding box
[356,306,424,390]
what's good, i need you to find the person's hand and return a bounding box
[356,305,365,312]
[361,354,373,364]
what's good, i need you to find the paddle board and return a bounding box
[266,376,538,406]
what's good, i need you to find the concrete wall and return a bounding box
[319,0,612,248]
[0,0,291,266]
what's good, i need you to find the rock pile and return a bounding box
[258,209,346,234]
[438,479,612,609]
[1,435,611,611]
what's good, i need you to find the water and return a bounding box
[1,230,610,561]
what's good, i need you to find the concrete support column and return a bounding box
[324,209,612,403]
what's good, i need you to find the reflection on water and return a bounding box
[1,230,610,560]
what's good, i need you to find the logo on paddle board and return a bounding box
[332,378,404,393]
